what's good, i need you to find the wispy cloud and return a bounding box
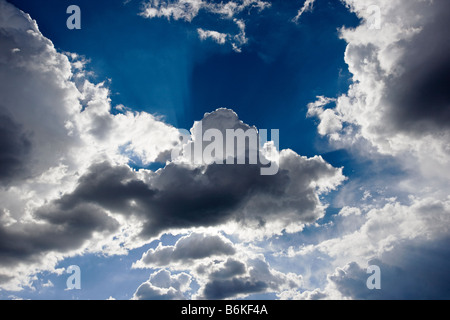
[293,0,316,23]
[140,0,270,51]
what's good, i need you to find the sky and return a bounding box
[0,0,449,300]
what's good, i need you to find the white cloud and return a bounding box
[197,28,227,44]
[141,0,270,21]
[133,269,192,300]
[307,0,450,163]
[289,197,450,265]
[140,0,270,52]
[293,0,316,23]
[276,196,450,299]
[133,232,302,300]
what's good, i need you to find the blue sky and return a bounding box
[1,0,450,300]
[8,0,357,151]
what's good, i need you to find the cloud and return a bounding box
[134,233,236,268]
[140,0,270,21]
[0,0,181,289]
[140,0,270,52]
[0,201,118,267]
[0,110,31,184]
[277,195,450,299]
[328,236,450,300]
[307,0,450,161]
[209,258,246,280]
[197,20,248,53]
[133,233,302,300]
[293,0,316,23]
[140,0,204,22]
[203,277,268,300]
[0,0,82,185]
[197,28,228,44]
[293,197,450,267]
[298,1,450,299]
[199,256,302,299]
[133,269,192,300]
[41,108,344,241]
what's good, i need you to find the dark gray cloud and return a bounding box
[385,0,450,134]
[203,278,268,300]
[168,233,235,261]
[0,109,31,184]
[329,237,450,300]
[47,132,342,239]
[210,258,246,280]
[0,202,118,267]
[198,257,301,300]
[0,273,13,285]
[202,259,263,299]
[55,162,156,214]
[140,160,292,237]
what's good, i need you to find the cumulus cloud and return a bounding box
[307,0,450,163]
[134,233,236,268]
[0,0,180,217]
[0,203,118,267]
[133,232,302,300]
[133,269,192,300]
[277,196,450,299]
[328,235,450,300]
[291,197,450,267]
[209,258,246,280]
[197,255,302,300]
[294,1,450,299]
[0,0,81,185]
[0,110,31,184]
[37,108,344,241]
